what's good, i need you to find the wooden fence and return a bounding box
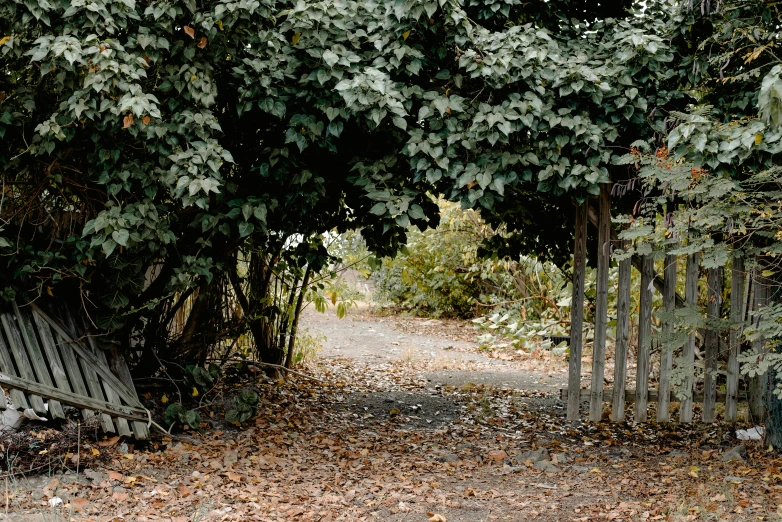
[0,302,149,439]
[565,185,768,424]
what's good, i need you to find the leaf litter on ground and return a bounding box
[3,329,782,521]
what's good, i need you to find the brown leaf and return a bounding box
[98,436,120,447]
[183,25,195,39]
[177,483,194,497]
[197,37,207,49]
[487,450,507,461]
[123,113,134,128]
[428,514,447,522]
[71,497,89,511]
[224,471,243,483]
[142,115,151,125]
[108,471,124,482]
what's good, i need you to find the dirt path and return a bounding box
[300,305,568,393]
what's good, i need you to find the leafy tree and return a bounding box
[0,0,706,371]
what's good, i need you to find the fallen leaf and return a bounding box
[177,483,194,497]
[427,513,447,522]
[108,471,124,482]
[487,450,507,461]
[71,497,89,511]
[98,436,120,447]
[224,471,243,482]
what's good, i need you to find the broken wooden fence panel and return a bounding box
[0,303,149,439]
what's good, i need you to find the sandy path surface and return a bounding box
[299,305,569,394]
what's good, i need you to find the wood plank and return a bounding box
[63,313,115,434]
[567,202,588,424]
[679,253,699,423]
[32,311,94,421]
[30,304,142,408]
[0,371,148,421]
[0,313,47,414]
[589,184,611,422]
[612,247,631,422]
[726,256,744,422]
[77,317,130,436]
[657,254,676,422]
[95,349,132,438]
[56,329,98,422]
[13,304,65,419]
[0,324,29,409]
[107,345,150,440]
[702,267,721,423]
[635,256,654,423]
[749,266,769,422]
[562,387,747,403]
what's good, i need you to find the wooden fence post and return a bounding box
[635,256,654,422]
[567,202,588,424]
[726,256,745,422]
[679,253,699,423]
[749,266,769,422]
[657,254,676,422]
[612,246,631,422]
[589,184,611,421]
[702,267,721,423]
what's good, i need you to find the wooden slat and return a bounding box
[62,313,115,434]
[612,248,631,422]
[1,313,47,414]
[749,266,769,422]
[680,253,699,423]
[702,267,721,423]
[33,311,95,422]
[657,254,676,422]
[95,349,132,438]
[567,202,588,424]
[13,304,65,419]
[635,256,654,423]
[589,183,611,422]
[0,326,29,409]
[726,256,744,422]
[76,316,131,437]
[55,328,98,422]
[0,371,148,421]
[562,387,748,403]
[107,346,150,440]
[31,304,142,408]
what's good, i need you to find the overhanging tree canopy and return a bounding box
[1,0,701,360]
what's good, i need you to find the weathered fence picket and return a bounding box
[567,201,588,423]
[657,254,676,422]
[635,256,654,423]
[589,183,611,422]
[726,258,745,422]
